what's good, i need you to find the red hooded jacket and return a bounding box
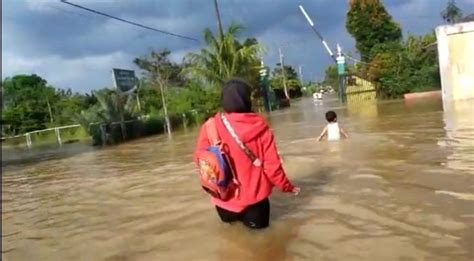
[194,112,295,213]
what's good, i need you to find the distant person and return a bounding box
[194,78,299,230]
[317,111,349,141]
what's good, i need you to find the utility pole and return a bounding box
[299,5,347,103]
[298,65,304,83]
[299,5,335,62]
[278,47,290,100]
[213,0,224,38]
[45,95,54,123]
[157,81,171,136]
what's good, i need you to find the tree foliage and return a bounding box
[2,75,95,135]
[134,49,183,132]
[167,81,220,114]
[335,1,443,98]
[323,65,339,92]
[441,0,463,24]
[270,65,300,90]
[185,23,264,86]
[268,65,303,99]
[134,49,184,88]
[369,33,440,98]
[346,0,402,61]
[1,23,268,141]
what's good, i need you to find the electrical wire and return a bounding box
[60,0,198,42]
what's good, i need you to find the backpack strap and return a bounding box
[220,113,262,167]
[205,118,220,146]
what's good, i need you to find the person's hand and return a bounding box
[291,187,301,196]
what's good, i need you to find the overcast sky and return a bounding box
[2,0,473,93]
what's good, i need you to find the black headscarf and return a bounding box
[221,78,253,113]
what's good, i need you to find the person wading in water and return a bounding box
[194,78,299,229]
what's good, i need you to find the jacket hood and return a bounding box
[215,112,269,143]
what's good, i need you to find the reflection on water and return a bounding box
[441,101,474,172]
[2,97,474,260]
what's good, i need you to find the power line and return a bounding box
[48,5,88,18]
[60,0,198,42]
[47,3,151,40]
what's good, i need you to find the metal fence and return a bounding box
[1,110,210,149]
[345,74,377,104]
[1,124,85,149]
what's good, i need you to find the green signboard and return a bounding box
[336,56,345,75]
[112,68,137,95]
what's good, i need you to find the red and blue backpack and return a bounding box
[195,116,240,201]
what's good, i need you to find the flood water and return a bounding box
[2,97,474,260]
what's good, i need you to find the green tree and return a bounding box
[270,65,302,95]
[134,49,180,134]
[185,23,264,86]
[167,81,220,115]
[272,65,298,81]
[346,0,402,61]
[136,80,162,115]
[54,89,97,126]
[441,0,463,24]
[75,89,138,133]
[323,65,339,92]
[368,33,440,98]
[2,74,57,134]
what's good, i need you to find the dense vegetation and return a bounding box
[321,0,460,98]
[1,24,302,145]
[346,0,402,63]
[7,0,459,143]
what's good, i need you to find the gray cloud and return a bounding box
[2,0,474,92]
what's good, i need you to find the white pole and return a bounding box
[299,5,335,59]
[299,5,314,26]
[278,47,290,99]
[182,113,187,129]
[55,128,62,145]
[322,41,334,57]
[26,133,32,148]
[159,83,171,136]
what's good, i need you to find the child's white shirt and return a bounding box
[327,122,340,141]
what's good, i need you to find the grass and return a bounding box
[2,127,90,148]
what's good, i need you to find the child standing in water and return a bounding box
[317,111,349,141]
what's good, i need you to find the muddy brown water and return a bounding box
[2,97,474,260]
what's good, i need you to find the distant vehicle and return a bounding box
[313,92,323,100]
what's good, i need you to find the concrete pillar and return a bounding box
[435,22,474,103]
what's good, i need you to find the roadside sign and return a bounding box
[337,56,345,75]
[112,68,137,95]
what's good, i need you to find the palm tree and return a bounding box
[75,89,138,135]
[185,23,264,86]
